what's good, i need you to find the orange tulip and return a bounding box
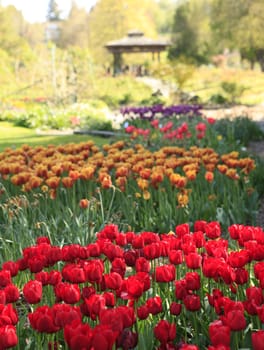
[46,176,61,189]
[62,177,75,188]
[101,174,112,189]
[79,199,89,209]
[205,171,214,183]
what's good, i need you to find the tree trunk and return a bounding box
[256,49,264,72]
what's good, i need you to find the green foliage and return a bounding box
[95,76,153,107]
[208,94,228,105]
[221,81,248,104]
[211,0,264,71]
[169,0,212,64]
[250,159,264,198]
[214,116,264,147]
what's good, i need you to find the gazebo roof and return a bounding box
[105,30,170,53]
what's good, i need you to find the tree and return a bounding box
[59,2,89,48]
[0,5,34,77]
[168,0,213,64]
[211,0,264,71]
[47,0,61,21]
[155,0,177,35]
[168,3,198,61]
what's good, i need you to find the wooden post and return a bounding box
[113,52,122,76]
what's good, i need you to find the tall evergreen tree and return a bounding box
[47,0,61,21]
[168,3,199,62]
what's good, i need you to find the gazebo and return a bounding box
[105,29,170,75]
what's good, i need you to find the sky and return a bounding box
[2,0,97,23]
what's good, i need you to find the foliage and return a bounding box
[211,0,264,71]
[214,116,264,147]
[250,158,264,198]
[59,5,89,48]
[220,81,248,104]
[169,0,213,64]
[94,76,153,108]
[0,101,114,132]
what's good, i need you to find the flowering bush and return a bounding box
[0,222,264,349]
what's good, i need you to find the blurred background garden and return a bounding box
[0,0,264,140]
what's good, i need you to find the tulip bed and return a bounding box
[0,222,264,349]
[0,106,263,349]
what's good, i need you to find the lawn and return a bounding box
[0,122,110,152]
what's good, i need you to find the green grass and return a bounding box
[0,122,110,152]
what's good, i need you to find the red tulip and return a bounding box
[228,250,250,268]
[137,305,149,320]
[143,242,161,260]
[135,257,150,273]
[54,282,80,304]
[64,319,92,349]
[252,330,264,350]
[1,261,19,277]
[91,324,119,350]
[154,320,176,344]
[175,223,190,238]
[185,252,202,269]
[185,272,201,290]
[62,263,85,284]
[28,255,46,273]
[124,276,144,300]
[111,258,126,278]
[0,270,11,288]
[183,294,201,311]
[0,304,18,326]
[209,320,230,346]
[3,284,19,303]
[169,250,183,265]
[205,221,221,239]
[155,264,175,283]
[223,309,246,331]
[85,294,106,320]
[52,304,82,328]
[105,272,123,291]
[234,267,248,285]
[84,259,104,283]
[146,296,163,315]
[29,305,59,333]
[0,325,18,349]
[175,279,188,300]
[23,280,42,304]
[170,302,182,316]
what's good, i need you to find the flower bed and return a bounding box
[0,222,264,349]
[0,104,263,349]
[0,140,257,236]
